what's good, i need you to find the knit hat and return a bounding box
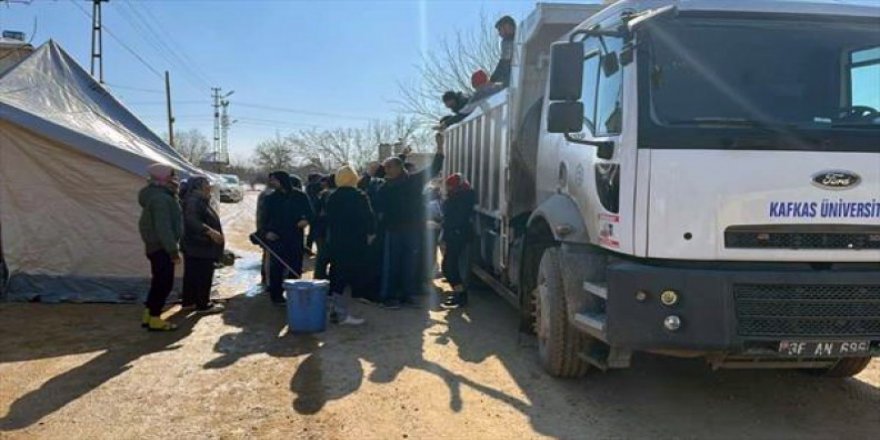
[445,173,471,194]
[471,70,489,89]
[335,164,359,188]
[147,163,176,184]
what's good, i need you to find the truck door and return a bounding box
[560,33,634,254]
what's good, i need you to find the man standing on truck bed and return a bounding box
[490,15,516,87]
[376,133,445,309]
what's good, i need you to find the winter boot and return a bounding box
[147,316,178,332]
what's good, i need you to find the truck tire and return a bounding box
[813,357,872,378]
[534,247,590,378]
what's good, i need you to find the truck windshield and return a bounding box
[642,17,880,151]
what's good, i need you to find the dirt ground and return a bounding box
[2,192,880,439]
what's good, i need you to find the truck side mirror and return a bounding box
[547,102,584,133]
[602,52,620,77]
[548,42,584,101]
[597,143,614,160]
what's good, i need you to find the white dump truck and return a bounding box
[443,0,880,378]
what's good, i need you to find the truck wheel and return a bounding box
[534,247,590,378]
[813,357,872,378]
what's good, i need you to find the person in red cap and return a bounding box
[440,173,476,308]
[471,69,490,89]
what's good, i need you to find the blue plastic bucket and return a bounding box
[283,279,329,333]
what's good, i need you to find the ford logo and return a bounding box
[812,170,861,190]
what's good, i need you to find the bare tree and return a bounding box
[284,116,427,169]
[395,12,501,124]
[253,133,297,172]
[165,129,210,164]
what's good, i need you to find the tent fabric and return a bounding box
[0,41,200,302]
[0,40,202,178]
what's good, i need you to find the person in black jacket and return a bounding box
[258,171,313,305]
[438,91,472,129]
[181,176,226,314]
[376,133,445,308]
[325,165,374,325]
[440,173,476,308]
[312,174,335,280]
[305,173,323,254]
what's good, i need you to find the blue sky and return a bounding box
[0,0,545,160]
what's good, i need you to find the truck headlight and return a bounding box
[663,315,682,331]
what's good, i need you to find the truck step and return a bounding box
[582,281,607,300]
[578,346,631,371]
[572,311,606,340]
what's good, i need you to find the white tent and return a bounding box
[0,40,209,302]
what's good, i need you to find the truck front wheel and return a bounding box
[534,247,590,378]
[813,357,872,378]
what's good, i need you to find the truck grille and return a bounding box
[735,284,880,337]
[725,230,880,250]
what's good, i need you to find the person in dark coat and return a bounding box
[181,176,226,314]
[256,184,274,286]
[312,175,335,279]
[305,173,323,254]
[358,162,386,303]
[258,171,313,305]
[325,165,375,325]
[440,173,476,308]
[376,133,445,308]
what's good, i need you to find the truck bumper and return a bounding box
[604,261,880,355]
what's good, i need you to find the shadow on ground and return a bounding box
[0,306,204,431]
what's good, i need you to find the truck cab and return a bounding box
[443,0,880,378]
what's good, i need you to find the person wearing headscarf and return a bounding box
[181,176,225,314]
[324,165,375,325]
[440,173,476,308]
[258,171,314,305]
[138,163,183,331]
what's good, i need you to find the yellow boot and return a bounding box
[141,308,150,328]
[148,316,177,332]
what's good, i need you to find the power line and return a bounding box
[68,0,163,79]
[235,102,375,121]
[104,82,165,94]
[124,100,210,105]
[125,1,214,88]
[117,1,211,91]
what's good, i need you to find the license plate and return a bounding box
[778,340,871,357]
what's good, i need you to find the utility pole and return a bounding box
[165,71,174,148]
[211,87,221,161]
[89,0,109,82]
[211,87,234,163]
[220,99,230,164]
